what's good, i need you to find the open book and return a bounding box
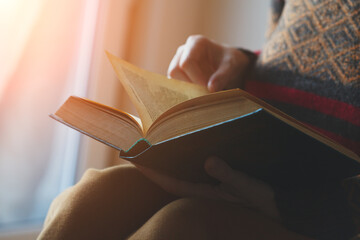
[51,52,360,186]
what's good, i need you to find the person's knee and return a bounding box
[52,165,135,207]
[151,197,211,225]
[40,165,150,239]
[129,198,305,240]
[43,165,140,224]
[79,164,141,191]
[64,165,147,214]
[129,198,219,240]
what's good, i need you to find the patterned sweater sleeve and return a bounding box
[243,0,360,239]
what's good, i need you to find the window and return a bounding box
[0,0,99,234]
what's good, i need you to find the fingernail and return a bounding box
[208,81,217,92]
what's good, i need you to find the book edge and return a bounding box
[121,108,263,159]
[50,114,122,151]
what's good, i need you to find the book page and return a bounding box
[147,91,262,144]
[54,96,143,151]
[106,52,209,133]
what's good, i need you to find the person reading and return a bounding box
[38,0,360,239]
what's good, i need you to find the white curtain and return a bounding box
[0,0,99,228]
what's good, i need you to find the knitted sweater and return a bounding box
[244,0,360,239]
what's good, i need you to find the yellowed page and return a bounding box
[147,91,261,144]
[106,52,209,133]
[54,96,143,151]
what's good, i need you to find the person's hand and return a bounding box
[135,156,280,221]
[168,35,253,92]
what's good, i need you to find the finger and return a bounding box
[207,64,232,92]
[135,164,190,196]
[204,157,246,187]
[208,62,244,92]
[207,48,250,92]
[179,48,209,86]
[214,184,251,204]
[198,60,216,86]
[204,158,280,220]
[167,45,183,77]
[205,157,256,195]
[205,157,274,199]
[167,46,191,82]
[135,164,222,199]
[169,66,191,83]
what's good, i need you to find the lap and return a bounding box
[38,164,176,240]
[38,165,310,240]
[129,198,312,240]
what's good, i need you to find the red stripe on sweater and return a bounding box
[245,81,360,127]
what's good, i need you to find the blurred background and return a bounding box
[0,0,269,239]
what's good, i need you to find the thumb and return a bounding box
[207,65,232,92]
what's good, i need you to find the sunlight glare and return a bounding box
[0,0,44,101]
